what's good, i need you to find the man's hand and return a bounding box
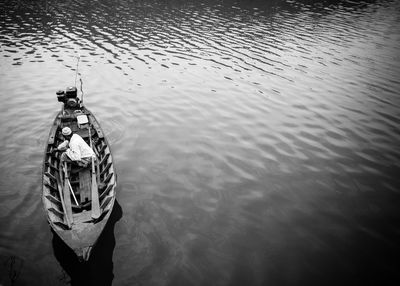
[57,140,69,151]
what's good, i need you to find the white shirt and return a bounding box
[58,134,95,161]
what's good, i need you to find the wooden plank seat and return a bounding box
[73,211,92,224]
[76,128,89,139]
[44,171,57,182]
[54,221,69,230]
[46,194,61,205]
[48,207,64,218]
[99,153,110,167]
[103,173,113,185]
[44,182,58,193]
[98,143,107,155]
[100,162,112,177]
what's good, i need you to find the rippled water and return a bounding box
[1,0,400,285]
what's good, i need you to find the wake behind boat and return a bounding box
[42,86,117,261]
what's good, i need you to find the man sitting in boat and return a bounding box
[57,127,95,167]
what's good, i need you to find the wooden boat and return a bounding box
[42,86,117,261]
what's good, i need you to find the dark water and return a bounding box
[1,0,400,285]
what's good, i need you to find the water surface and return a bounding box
[1,0,400,285]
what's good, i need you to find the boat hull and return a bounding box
[42,106,117,261]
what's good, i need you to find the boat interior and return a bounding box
[43,107,115,230]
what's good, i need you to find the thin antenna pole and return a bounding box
[80,78,84,104]
[74,56,80,87]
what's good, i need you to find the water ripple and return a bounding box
[1,0,400,284]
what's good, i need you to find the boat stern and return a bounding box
[76,246,93,262]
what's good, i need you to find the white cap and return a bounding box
[62,127,72,136]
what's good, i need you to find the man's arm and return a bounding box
[57,140,69,151]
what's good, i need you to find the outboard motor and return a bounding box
[56,86,80,109]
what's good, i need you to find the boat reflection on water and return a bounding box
[52,200,122,286]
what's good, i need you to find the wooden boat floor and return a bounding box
[73,211,92,224]
[79,168,91,204]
